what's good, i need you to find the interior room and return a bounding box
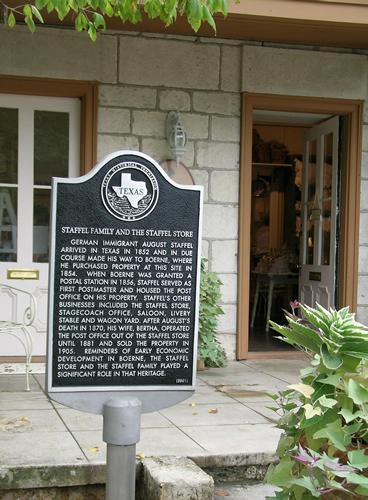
[249,110,333,352]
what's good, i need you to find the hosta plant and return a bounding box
[266,303,368,499]
[198,258,226,367]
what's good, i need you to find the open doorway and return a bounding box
[237,94,362,359]
[249,111,334,352]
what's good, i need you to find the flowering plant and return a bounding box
[266,304,368,499]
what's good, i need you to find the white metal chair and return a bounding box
[0,284,37,391]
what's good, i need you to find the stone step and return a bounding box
[214,482,276,499]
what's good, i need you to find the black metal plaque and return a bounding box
[47,151,202,393]
[309,271,322,282]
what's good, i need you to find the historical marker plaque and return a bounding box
[47,151,202,400]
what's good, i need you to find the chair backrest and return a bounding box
[0,284,37,327]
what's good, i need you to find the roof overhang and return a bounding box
[6,0,368,48]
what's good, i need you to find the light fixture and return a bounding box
[166,111,187,162]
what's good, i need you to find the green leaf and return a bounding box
[23,4,33,17]
[93,12,106,29]
[288,383,314,398]
[320,343,343,370]
[292,477,320,497]
[347,379,368,405]
[317,395,337,408]
[25,15,36,33]
[286,317,324,352]
[265,458,294,487]
[339,408,364,423]
[202,5,216,31]
[348,449,368,469]
[345,473,368,486]
[356,485,368,495]
[300,366,316,378]
[35,0,49,9]
[313,419,349,451]
[303,403,322,419]
[103,0,114,17]
[276,435,294,455]
[7,12,16,27]
[75,12,87,31]
[319,374,341,386]
[88,24,97,41]
[31,5,44,23]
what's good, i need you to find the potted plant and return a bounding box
[198,258,226,369]
[266,303,368,499]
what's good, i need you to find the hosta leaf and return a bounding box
[320,344,343,370]
[285,318,323,352]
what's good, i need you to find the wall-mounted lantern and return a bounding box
[166,111,187,162]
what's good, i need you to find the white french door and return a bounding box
[299,116,339,309]
[0,94,80,357]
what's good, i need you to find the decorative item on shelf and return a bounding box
[166,111,187,163]
[252,177,270,198]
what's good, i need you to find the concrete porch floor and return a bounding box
[0,358,307,492]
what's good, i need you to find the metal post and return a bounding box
[103,398,142,500]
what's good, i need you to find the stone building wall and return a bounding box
[2,25,368,357]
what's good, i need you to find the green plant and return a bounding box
[198,258,226,368]
[1,0,229,40]
[266,303,368,499]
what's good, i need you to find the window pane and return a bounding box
[33,189,50,262]
[307,140,316,204]
[34,111,69,185]
[321,134,333,266]
[0,187,17,262]
[0,108,18,184]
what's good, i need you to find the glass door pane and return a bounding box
[33,110,70,262]
[321,133,333,266]
[306,139,316,265]
[0,108,18,262]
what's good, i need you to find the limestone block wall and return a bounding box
[97,33,242,358]
[2,25,368,356]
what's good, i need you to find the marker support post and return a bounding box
[103,398,142,500]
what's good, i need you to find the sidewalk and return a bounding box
[0,358,306,491]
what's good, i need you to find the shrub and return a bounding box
[266,303,368,499]
[198,258,226,368]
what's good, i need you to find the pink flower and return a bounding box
[290,300,301,314]
[293,445,318,466]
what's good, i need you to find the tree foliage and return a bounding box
[1,0,229,41]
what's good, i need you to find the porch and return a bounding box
[0,358,306,496]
